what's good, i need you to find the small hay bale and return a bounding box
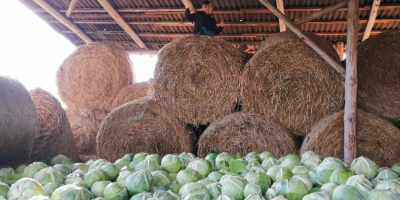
[358,31,400,124]
[240,32,344,136]
[0,75,37,164]
[300,110,400,166]
[97,97,196,162]
[29,88,80,161]
[154,36,243,125]
[66,108,108,158]
[57,43,134,111]
[197,112,298,158]
[110,82,150,110]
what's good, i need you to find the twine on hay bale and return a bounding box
[197,112,298,158]
[57,43,134,111]
[240,32,344,136]
[154,36,243,125]
[66,108,108,159]
[110,82,151,111]
[97,97,196,162]
[300,110,400,166]
[358,31,400,124]
[29,88,80,161]
[0,75,38,164]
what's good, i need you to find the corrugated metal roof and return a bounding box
[19,0,400,53]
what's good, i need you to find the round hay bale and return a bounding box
[97,97,196,162]
[29,88,80,161]
[110,82,150,110]
[154,36,243,125]
[300,110,400,166]
[57,43,134,111]
[240,32,344,136]
[66,108,108,158]
[358,31,400,124]
[0,75,37,164]
[197,112,298,158]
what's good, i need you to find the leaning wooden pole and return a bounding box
[344,0,359,164]
[258,0,346,78]
[294,0,349,25]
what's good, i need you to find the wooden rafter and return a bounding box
[35,5,400,14]
[258,0,345,78]
[294,0,349,25]
[66,0,79,17]
[276,0,286,32]
[32,0,93,43]
[97,0,147,49]
[344,0,359,164]
[363,0,381,41]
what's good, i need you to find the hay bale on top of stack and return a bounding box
[29,88,80,161]
[57,43,134,160]
[198,112,298,158]
[66,108,108,162]
[301,110,400,166]
[357,31,400,125]
[97,97,195,162]
[110,81,151,110]
[154,36,243,125]
[0,75,38,165]
[240,32,344,136]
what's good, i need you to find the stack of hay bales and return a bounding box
[0,75,38,165]
[97,97,195,161]
[300,110,400,166]
[29,88,80,161]
[153,36,243,126]
[197,112,298,158]
[57,43,134,160]
[357,31,400,125]
[240,32,345,136]
[110,81,151,110]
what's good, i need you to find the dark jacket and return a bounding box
[185,8,223,35]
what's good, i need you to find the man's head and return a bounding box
[202,1,213,14]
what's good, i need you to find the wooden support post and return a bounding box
[276,0,286,31]
[294,0,349,24]
[97,0,147,49]
[336,42,345,61]
[66,0,79,17]
[363,0,381,41]
[258,0,345,78]
[344,0,359,164]
[33,0,93,43]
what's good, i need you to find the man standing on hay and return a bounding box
[183,0,224,36]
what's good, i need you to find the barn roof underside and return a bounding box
[19,0,400,54]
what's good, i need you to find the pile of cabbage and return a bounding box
[1,151,400,200]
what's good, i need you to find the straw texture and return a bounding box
[97,97,196,162]
[240,32,344,136]
[358,31,400,124]
[154,36,243,125]
[198,112,298,158]
[110,82,150,110]
[56,43,134,111]
[29,88,80,161]
[301,110,400,166]
[0,75,37,164]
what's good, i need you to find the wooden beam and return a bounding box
[294,0,349,25]
[97,0,147,49]
[336,42,345,61]
[126,49,159,55]
[276,0,286,32]
[363,0,381,41]
[61,13,164,18]
[66,0,79,17]
[49,5,400,14]
[344,0,359,164]
[32,0,93,43]
[258,0,345,78]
